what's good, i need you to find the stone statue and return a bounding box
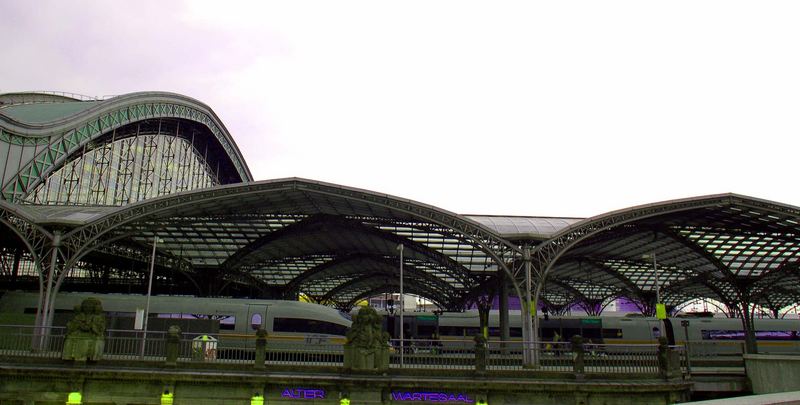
[344,307,390,371]
[165,325,182,366]
[65,297,106,338]
[346,306,390,350]
[62,297,106,361]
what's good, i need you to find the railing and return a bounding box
[0,325,66,358]
[0,327,685,378]
[583,343,660,374]
[17,91,111,102]
[484,341,666,374]
[390,339,475,369]
[105,329,167,361]
[486,341,525,369]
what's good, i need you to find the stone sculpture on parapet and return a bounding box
[62,297,106,362]
[343,306,390,371]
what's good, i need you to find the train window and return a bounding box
[465,327,480,337]
[417,325,436,338]
[582,328,602,340]
[510,327,522,338]
[107,311,134,318]
[702,330,738,340]
[220,316,236,331]
[157,313,185,319]
[439,326,463,336]
[602,328,623,339]
[439,326,480,337]
[24,308,72,314]
[563,328,581,339]
[251,313,262,330]
[273,317,348,336]
[702,330,800,341]
[540,327,558,340]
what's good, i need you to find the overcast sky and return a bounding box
[2,1,799,218]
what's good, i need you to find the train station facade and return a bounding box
[2,91,799,357]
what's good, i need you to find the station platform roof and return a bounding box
[2,91,798,316]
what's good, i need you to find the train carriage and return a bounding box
[0,291,352,352]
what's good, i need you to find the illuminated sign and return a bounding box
[66,392,82,405]
[281,388,326,400]
[392,392,474,403]
[161,391,174,405]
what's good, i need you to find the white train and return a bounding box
[0,291,352,346]
[385,310,800,355]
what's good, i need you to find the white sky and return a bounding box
[2,1,799,217]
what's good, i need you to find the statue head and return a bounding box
[168,325,182,336]
[346,306,386,348]
[80,297,103,315]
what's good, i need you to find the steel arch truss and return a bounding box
[530,194,800,315]
[50,178,520,309]
[0,92,252,202]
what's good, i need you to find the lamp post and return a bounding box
[651,252,660,307]
[141,235,161,358]
[681,319,692,375]
[397,243,404,368]
[642,252,663,337]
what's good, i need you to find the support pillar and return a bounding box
[12,248,21,284]
[741,302,758,354]
[35,231,62,349]
[477,300,491,339]
[522,246,538,367]
[498,270,509,346]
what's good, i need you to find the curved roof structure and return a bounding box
[468,215,582,241]
[0,91,252,203]
[533,194,800,315]
[1,90,799,322]
[0,176,520,310]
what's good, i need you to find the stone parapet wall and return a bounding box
[745,354,800,395]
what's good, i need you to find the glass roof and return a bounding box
[4,178,800,314]
[467,215,582,239]
[0,101,100,124]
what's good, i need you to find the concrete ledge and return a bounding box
[680,390,800,405]
[745,354,800,395]
[0,361,692,405]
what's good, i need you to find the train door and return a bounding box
[662,319,676,345]
[247,304,268,333]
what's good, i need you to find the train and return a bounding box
[0,291,352,346]
[379,310,800,354]
[2,291,797,356]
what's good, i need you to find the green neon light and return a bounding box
[251,394,264,405]
[161,391,174,405]
[340,398,350,405]
[656,303,667,320]
[66,391,82,405]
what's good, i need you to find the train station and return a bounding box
[1,91,799,404]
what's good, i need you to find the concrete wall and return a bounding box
[679,390,800,405]
[0,362,691,405]
[745,354,800,394]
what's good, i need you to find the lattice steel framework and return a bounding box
[0,92,252,202]
[0,179,522,321]
[524,194,800,355]
[25,120,221,206]
[4,91,800,362]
